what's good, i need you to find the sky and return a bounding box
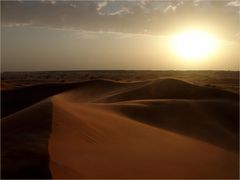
[1,0,240,71]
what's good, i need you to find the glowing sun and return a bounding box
[171,30,218,61]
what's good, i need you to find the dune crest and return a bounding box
[48,79,238,178]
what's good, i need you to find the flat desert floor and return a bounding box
[1,71,239,179]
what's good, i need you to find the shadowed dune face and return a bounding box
[105,99,239,152]
[1,78,239,179]
[1,100,53,179]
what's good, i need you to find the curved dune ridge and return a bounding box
[1,78,239,179]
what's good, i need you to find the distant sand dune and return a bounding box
[99,79,238,102]
[1,78,239,179]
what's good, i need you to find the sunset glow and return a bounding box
[171,30,218,61]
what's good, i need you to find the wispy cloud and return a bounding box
[226,0,240,7]
[163,5,177,13]
[97,1,108,12]
[74,30,166,40]
[108,7,131,16]
[41,0,56,5]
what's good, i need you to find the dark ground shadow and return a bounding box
[1,99,53,179]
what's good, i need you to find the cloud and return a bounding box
[76,31,101,40]
[97,1,135,16]
[1,0,239,39]
[3,22,31,27]
[74,30,165,40]
[41,0,56,5]
[108,7,131,16]
[226,0,240,15]
[226,0,240,7]
[97,1,108,12]
[69,3,77,9]
[163,5,177,13]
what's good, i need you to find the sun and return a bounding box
[170,30,218,61]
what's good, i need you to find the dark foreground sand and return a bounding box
[1,73,239,179]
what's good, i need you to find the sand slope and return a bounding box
[1,78,239,179]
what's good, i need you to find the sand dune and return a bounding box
[1,78,239,179]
